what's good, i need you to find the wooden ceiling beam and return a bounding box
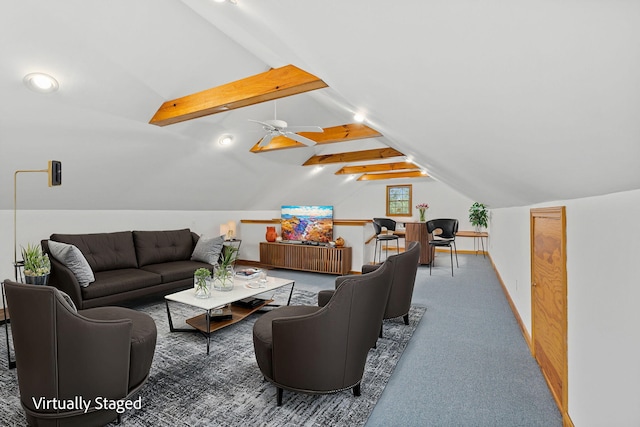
[250,123,382,153]
[357,171,428,181]
[303,148,404,166]
[149,65,327,126]
[335,161,419,175]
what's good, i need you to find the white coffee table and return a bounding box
[164,276,295,354]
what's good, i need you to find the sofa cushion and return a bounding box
[47,240,95,287]
[133,229,194,267]
[191,234,225,264]
[81,269,162,301]
[50,232,138,273]
[141,260,214,284]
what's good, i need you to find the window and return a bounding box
[386,184,412,217]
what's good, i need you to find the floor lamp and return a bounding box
[13,160,62,281]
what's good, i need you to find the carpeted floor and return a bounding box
[0,287,425,427]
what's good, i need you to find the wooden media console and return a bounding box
[260,242,352,275]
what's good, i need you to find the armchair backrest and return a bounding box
[4,280,132,419]
[384,240,421,319]
[271,262,393,392]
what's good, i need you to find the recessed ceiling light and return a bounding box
[23,73,59,93]
[219,135,233,146]
[353,113,365,123]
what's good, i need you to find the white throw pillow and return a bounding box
[191,235,225,264]
[48,240,95,287]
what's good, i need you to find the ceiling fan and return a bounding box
[249,102,323,147]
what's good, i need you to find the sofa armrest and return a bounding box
[43,240,83,309]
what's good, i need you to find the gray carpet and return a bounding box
[0,287,425,427]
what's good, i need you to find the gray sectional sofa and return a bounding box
[42,229,222,309]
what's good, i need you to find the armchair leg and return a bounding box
[403,313,409,325]
[353,383,361,397]
[276,387,283,406]
[379,323,383,338]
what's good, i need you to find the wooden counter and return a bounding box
[404,222,432,265]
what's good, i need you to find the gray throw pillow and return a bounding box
[48,240,95,287]
[191,235,225,264]
[55,288,77,312]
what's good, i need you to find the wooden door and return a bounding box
[530,207,568,420]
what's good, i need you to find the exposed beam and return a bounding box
[150,65,328,126]
[303,148,404,166]
[357,171,428,181]
[335,161,419,175]
[250,123,382,153]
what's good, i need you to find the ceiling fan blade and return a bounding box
[258,133,274,147]
[248,119,276,131]
[284,126,324,133]
[285,132,317,146]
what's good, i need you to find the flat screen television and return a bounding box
[281,205,333,243]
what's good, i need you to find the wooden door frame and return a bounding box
[530,206,569,425]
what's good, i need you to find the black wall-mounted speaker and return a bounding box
[48,160,62,186]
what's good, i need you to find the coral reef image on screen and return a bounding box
[281,205,333,243]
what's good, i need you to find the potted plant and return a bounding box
[194,267,212,299]
[469,202,489,231]
[213,245,238,292]
[21,243,51,285]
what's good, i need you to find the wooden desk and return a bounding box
[404,222,433,265]
[456,230,488,257]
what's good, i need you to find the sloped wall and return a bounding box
[490,189,640,426]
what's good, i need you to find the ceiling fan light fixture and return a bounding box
[353,113,365,123]
[24,72,59,93]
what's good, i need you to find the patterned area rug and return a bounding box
[0,288,425,427]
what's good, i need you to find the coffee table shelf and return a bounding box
[185,299,274,334]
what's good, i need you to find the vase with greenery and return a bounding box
[194,267,212,299]
[213,245,238,292]
[469,202,489,231]
[21,243,51,285]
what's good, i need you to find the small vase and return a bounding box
[419,209,426,222]
[213,265,235,292]
[25,274,49,286]
[266,226,278,242]
[194,277,212,299]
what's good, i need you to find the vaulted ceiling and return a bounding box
[2,1,639,211]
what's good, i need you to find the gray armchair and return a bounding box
[320,241,421,337]
[4,280,157,427]
[252,262,393,406]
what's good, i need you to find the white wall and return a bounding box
[490,189,640,426]
[336,178,480,258]
[0,209,278,282]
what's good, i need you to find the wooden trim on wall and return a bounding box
[487,253,532,349]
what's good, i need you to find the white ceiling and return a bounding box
[2,0,639,211]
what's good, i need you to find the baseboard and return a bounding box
[487,253,532,350]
